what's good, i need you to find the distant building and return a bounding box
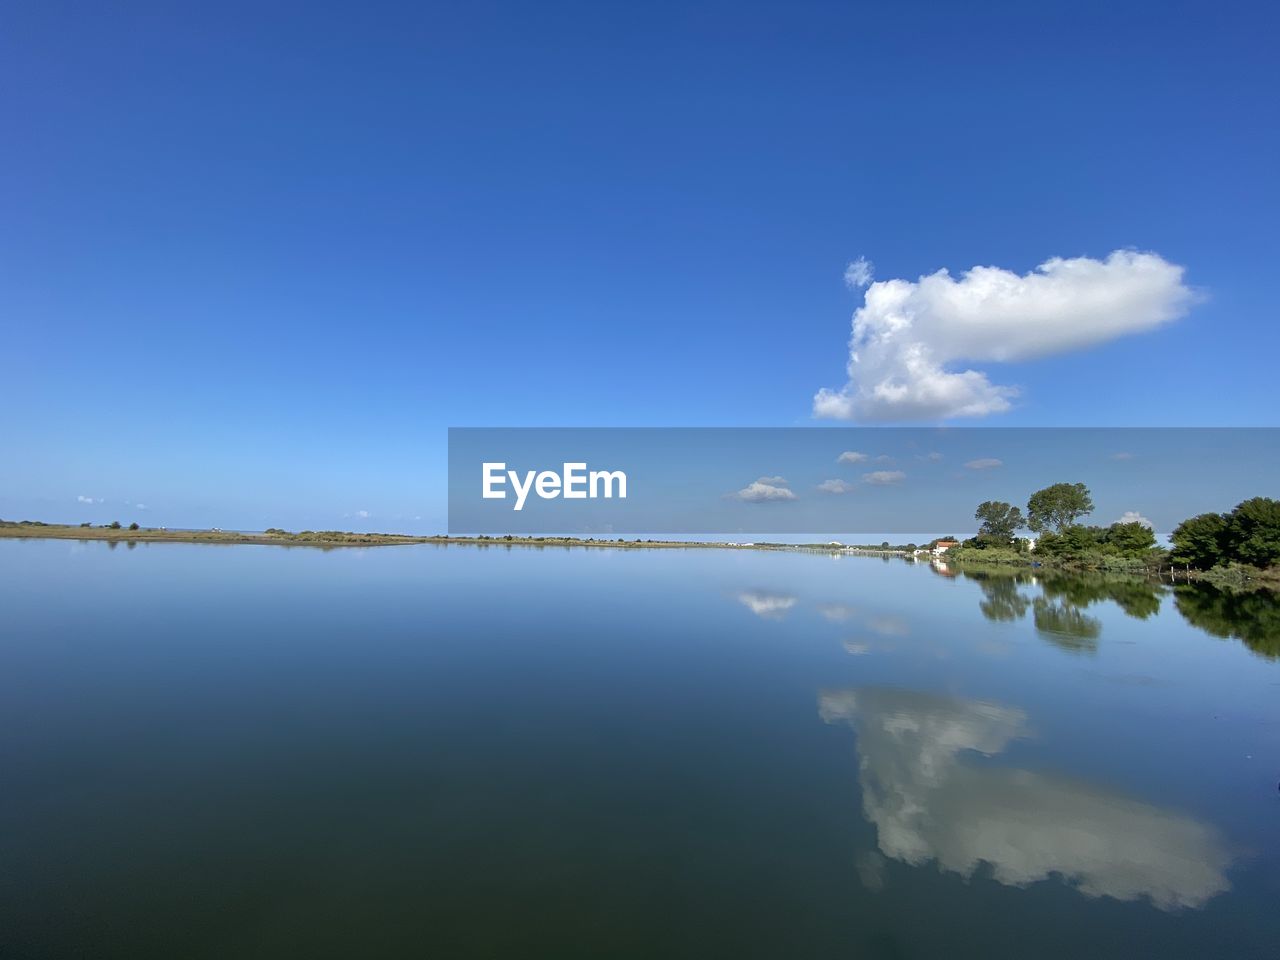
[932,539,960,556]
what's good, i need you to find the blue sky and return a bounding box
[2,1,1277,532]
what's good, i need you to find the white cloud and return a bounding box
[817,478,857,495]
[837,450,869,464]
[76,495,102,504]
[863,470,906,485]
[814,250,1196,421]
[921,451,944,462]
[818,602,859,622]
[733,478,797,502]
[821,688,1232,911]
[1117,511,1153,528]
[964,458,1003,470]
[737,590,797,619]
[356,509,370,519]
[135,503,148,511]
[844,256,874,289]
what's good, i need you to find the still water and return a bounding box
[1,539,1277,958]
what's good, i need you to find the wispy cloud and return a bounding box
[356,509,370,519]
[837,451,869,464]
[818,602,859,622]
[814,250,1197,421]
[76,495,102,504]
[732,477,797,502]
[964,458,1003,470]
[737,590,797,619]
[817,479,857,495]
[844,256,874,289]
[863,470,906,485]
[1117,511,1153,528]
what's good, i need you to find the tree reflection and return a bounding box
[971,573,1032,622]
[960,568,1165,653]
[1174,584,1280,660]
[1032,598,1101,653]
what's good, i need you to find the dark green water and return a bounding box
[2,540,1277,958]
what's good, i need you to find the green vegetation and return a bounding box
[949,483,1279,589]
[1026,482,1094,533]
[974,500,1025,547]
[1171,498,1280,570]
[954,482,1161,572]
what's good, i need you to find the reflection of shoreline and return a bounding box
[820,687,1233,911]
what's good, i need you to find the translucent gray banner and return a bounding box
[447,428,1278,535]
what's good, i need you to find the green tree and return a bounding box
[108,520,122,530]
[974,500,1025,546]
[128,522,140,531]
[1027,482,1094,533]
[1105,521,1156,556]
[1169,512,1228,568]
[1224,497,1280,568]
[1036,525,1103,555]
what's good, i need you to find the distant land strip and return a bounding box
[0,519,908,553]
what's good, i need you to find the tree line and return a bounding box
[964,482,1280,572]
[968,482,1157,559]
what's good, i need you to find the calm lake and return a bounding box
[2,539,1278,958]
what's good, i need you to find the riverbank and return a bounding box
[942,543,1280,593]
[1,520,900,553]
[0,521,735,550]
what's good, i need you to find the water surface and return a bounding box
[2,540,1277,958]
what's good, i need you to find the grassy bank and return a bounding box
[944,543,1280,591]
[0,520,773,551]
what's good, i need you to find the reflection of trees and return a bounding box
[972,573,1031,622]
[960,569,1164,653]
[1174,585,1280,660]
[1032,599,1101,653]
[1040,575,1161,620]
[819,687,1233,911]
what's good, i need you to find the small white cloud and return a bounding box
[817,479,857,495]
[733,478,797,502]
[737,590,797,619]
[863,470,906,485]
[819,603,859,622]
[356,509,370,519]
[1117,511,1153,528]
[921,452,944,462]
[964,458,1003,470]
[814,250,1197,422]
[76,495,102,504]
[844,256,875,289]
[837,451,870,464]
[868,616,910,637]
[135,503,148,511]
[1110,452,1136,461]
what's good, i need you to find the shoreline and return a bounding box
[0,521,913,554]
